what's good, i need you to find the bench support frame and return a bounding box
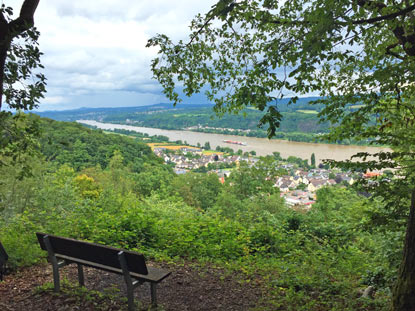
[44,235,62,292]
[118,251,146,311]
[43,235,159,311]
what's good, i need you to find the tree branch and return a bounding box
[8,0,40,35]
[356,0,387,11]
[268,5,415,28]
[187,1,235,47]
[386,42,406,59]
[352,4,415,24]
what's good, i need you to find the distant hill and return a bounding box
[35,103,211,122]
[35,97,324,122]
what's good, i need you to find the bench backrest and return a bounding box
[0,241,7,266]
[36,233,148,275]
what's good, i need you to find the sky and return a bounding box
[5,0,218,111]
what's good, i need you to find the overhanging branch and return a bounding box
[9,0,40,35]
[352,4,415,25]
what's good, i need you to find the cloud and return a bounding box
[42,96,66,104]
[4,0,217,111]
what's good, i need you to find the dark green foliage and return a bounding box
[169,172,222,210]
[311,153,316,168]
[38,118,162,171]
[0,113,41,177]
[133,165,174,197]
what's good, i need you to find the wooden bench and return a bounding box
[36,232,170,311]
[0,241,8,281]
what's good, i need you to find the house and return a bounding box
[327,179,337,186]
[307,178,327,192]
[364,171,381,178]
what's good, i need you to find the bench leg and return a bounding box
[150,283,157,307]
[43,236,60,292]
[77,264,85,287]
[127,285,135,311]
[118,251,136,311]
[51,256,60,292]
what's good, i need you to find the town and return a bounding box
[151,143,363,208]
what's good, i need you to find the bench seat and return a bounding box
[53,253,170,283]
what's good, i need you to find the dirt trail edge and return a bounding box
[0,261,272,310]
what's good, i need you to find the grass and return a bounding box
[147,143,203,151]
[35,280,130,311]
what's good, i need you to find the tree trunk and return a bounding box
[0,0,40,111]
[392,188,415,311]
[0,15,9,111]
[0,47,6,111]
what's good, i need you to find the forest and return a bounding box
[0,115,403,310]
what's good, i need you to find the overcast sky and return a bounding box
[5,0,218,111]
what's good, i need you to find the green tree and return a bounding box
[272,152,282,161]
[311,153,316,168]
[148,1,415,308]
[133,164,174,197]
[204,141,211,150]
[170,172,222,210]
[227,158,280,199]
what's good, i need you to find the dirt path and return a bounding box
[0,262,271,310]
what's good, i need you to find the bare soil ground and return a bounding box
[0,261,271,311]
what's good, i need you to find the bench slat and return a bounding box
[36,232,148,275]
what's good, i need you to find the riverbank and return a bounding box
[78,120,390,165]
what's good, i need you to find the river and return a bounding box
[78,120,390,165]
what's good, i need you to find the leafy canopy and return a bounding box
[1,3,46,111]
[147,0,415,139]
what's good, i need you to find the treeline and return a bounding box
[111,128,170,142]
[103,107,331,134]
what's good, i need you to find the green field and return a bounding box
[297,109,319,114]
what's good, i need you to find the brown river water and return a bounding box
[78,120,390,165]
